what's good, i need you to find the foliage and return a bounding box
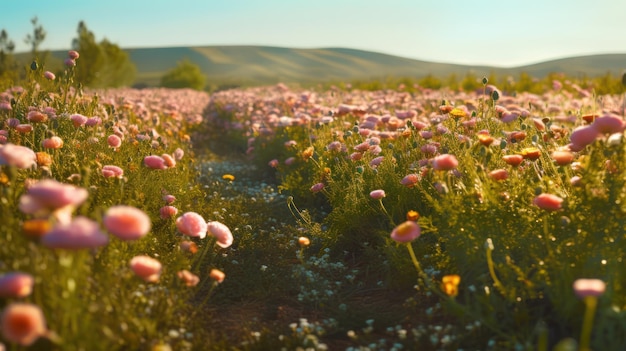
[160,59,206,91]
[72,21,136,88]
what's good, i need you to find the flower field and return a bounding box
[1,52,626,350]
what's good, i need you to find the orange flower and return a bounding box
[441,274,461,297]
[22,219,51,239]
[520,147,541,160]
[301,146,314,160]
[298,237,311,247]
[210,269,226,283]
[35,152,53,167]
[406,210,420,221]
[477,133,494,146]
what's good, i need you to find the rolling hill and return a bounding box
[17,46,626,87]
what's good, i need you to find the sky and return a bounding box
[1,0,625,67]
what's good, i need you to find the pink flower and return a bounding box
[1,303,47,346]
[19,179,88,214]
[207,221,233,248]
[390,221,421,243]
[173,148,184,161]
[310,182,325,193]
[573,278,606,299]
[533,193,563,211]
[209,269,225,283]
[161,154,176,168]
[43,71,55,80]
[107,135,122,148]
[41,136,64,149]
[570,125,599,148]
[432,154,459,171]
[27,111,47,123]
[592,114,625,134]
[488,169,508,181]
[369,156,384,167]
[70,114,88,127]
[268,159,279,168]
[369,189,386,199]
[401,174,419,188]
[284,157,296,165]
[0,273,34,298]
[85,117,101,127]
[103,206,151,241]
[144,155,167,169]
[503,154,524,166]
[64,58,76,67]
[41,216,109,249]
[551,150,574,166]
[0,144,36,169]
[15,124,33,134]
[176,212,208,238]
[129,255,162,283]
[159,206,178,219]
[177,270,200,287]
[102,165,124,178]
[68,50,79,59]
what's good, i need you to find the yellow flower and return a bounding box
[441,274,461,297]
[520,147,541,160]
[449,107,467,119]
[222,174,235,181]
[301,146,314,160]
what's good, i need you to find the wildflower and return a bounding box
[570,125,599,149]
[369,189,386,199]
[390,221,421,243]
[441,275,461,297]
[551,150,574,165]
[400,174,419,188]
[301,146,314,160]
[85,117,101,127]
[43,71,55,80]
[0,273,34,298]
[64,58,76,67]
[177,270,200,287]
[176,212,208,239]
[144,155,167,170]
[207,221,233,248]
[161,154,176,168]
[432,154,458,171]
[70,114,88,127]
[502,154,524,166]
[533,193,563,211]
[268,159,279,168]
[449,107,467,119]
[477,133,494,146]
[22,219,51,239]
[222,174,235,181]
[573,279,606,299]
[284,157,295,165]
[369,156,384,167]
[488,169,508,181]
[0,144,36,169]
[103,206,151,241]
[172,148,184,160]
[310,182,325,193]
[107,135,122,148]
[180,240,198,254]
[27,111,47,123]
[520,147,541,160]
[41,216,108,249]
[298,237,311,247]
[592,113,625,134]
[19,179,88,215]
[209,269,225,283]
[129,255,162,283]
[35,152,52,167]
[68,50,79,59]
[159,206,178,219]
[406,210,419,221]
[101,165,124,178]
[162,194,176,204]
[15,124,33,134]
[1,303,47,346]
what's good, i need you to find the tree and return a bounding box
[24,17,48,64]
[0,29,17,82]
[160,59,206,90]
[72,21,136,88]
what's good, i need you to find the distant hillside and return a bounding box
[16,46,626,87]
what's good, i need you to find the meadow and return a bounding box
[0,51,625,351]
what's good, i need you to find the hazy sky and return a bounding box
[1,0,624,67]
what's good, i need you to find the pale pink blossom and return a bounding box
[0,144,36,169]
[369,189,386,199]
[70,114,88,127]
[43,71,55,80]
[390,221,421,243]
[573,278,606,299]
[209,269,225,283]
[68,50,79,59]
[19,179,88,215]
[103,206,151,241]
[432,154,458,171]
[41,216,108,249]
[41,136,64,149]
[176,212,207,238]
[162,194,176,204]
[159,206,178,219]
[533,193,564,211]
[102,165,124,178]
[400,174,419,188]
[310,183,324,193]
[172,148,184,160]
[129,255,162,283]
[177,270,200,287]
[107,135,122,148]
[0,273,34,298]
[161,154,176,168]
[268,159,279,168]
[1,303,47,346]
[570,125,599,148]
[207,221,233,248]
[144,155,167,169]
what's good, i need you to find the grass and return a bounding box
[2,51,626,350]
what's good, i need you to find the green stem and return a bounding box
[579,296,598,351]
[486,245,506,296]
